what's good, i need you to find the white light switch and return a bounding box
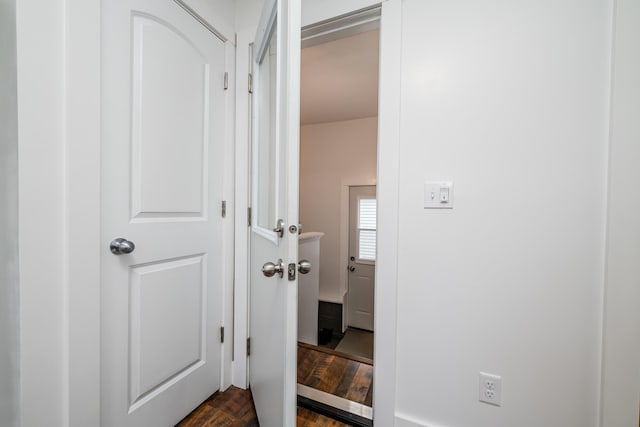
[440,188,450,203]
[424,181,453,209]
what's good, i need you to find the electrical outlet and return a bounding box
[479,372,502,406]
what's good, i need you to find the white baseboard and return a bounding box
[395,413,448,427]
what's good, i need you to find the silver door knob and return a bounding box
[349,266,355,272]
[262,259,284,278]
[110,238,135,255]
[298,260,311,274]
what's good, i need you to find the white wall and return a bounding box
[235,0,263,32]
[17,0,67,425]
[393,1,612,426]
[600,0,640,425]
[0,0,20,425]
[300,117,377,303]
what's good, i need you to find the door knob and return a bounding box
[110,238,135,255]
[262,259,284,278]
[349,266,355,272]
[298,259,311,274]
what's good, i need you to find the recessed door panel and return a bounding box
[129,255,205,408]
[131,15,209,220]
[349,275,374,323]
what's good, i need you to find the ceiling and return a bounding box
[300,29,380,125]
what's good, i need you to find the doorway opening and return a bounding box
[296,11,380,426]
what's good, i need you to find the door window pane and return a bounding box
[256,25,277,230]
[358,230,376,261]
[358,198,376,261]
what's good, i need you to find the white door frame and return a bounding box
[233,2,402,425]
[373,3,402,423]
[66,0,101,424]
[63,1,236,425]
[232,28,253,389]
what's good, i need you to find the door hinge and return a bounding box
[246,337,251,356]
[247,207,252,227]
[221,200,227,218]
[220,326,225,343]
[248,73,253,94]
[223,71,229,90]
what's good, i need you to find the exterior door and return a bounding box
[101,0,226,425]
[348,186,376,331]
[248,0,301,426]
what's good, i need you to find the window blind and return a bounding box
[358,198,376,261]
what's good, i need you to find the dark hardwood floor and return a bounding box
[177,386,351,426]
[297,407,350,426]
[178,343,373,426]
[297,344,373,407]
[176,386,258,427]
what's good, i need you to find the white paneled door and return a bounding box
[249,0,301,426]
[348,186,376,331]
[101,0,226,425]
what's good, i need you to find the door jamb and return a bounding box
[232,28,254,389]
[373,2,402,424]
[221,35,237,392]
[371,1,401,424]
[66,0,101,424]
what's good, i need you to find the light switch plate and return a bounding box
[424,181,454,209]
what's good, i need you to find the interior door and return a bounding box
[249,0,301,426]
[101,1,226,425]
[348,186,376,331]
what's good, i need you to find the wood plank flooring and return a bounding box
[297,407,351,427]
[176,386,258,427]
[178,343,373,426]
[297,344,373,407]
[177,386,350,426]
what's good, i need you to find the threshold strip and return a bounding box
[297,384,373,427]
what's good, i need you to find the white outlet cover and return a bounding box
[479,372,502,406]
